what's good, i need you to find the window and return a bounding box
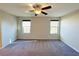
[50,20,59,34]
[22,20,31,33]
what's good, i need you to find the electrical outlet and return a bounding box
[9,38,12,44]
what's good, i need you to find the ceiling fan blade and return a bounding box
[42,6,52,10]
[30,10,34,12]
[35,14,38,16]
[41,11,47,15]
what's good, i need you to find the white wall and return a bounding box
[17,17,60,40]
[0,13,2,48]
[60,10,79,52]
[0,10,17,48]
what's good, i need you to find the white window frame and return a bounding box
[50,20,59,34]
[22,20,31,34]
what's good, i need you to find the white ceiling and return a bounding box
[0,3,79,17]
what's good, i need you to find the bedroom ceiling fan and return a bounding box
[29,4,52,16]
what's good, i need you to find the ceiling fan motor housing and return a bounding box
[33,4,41,10]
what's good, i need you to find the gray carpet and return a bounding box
[0,40,79,56]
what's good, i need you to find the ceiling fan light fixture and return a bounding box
[34,10,41,14]
[28,3,52,16]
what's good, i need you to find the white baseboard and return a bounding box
[61,40,79,53]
